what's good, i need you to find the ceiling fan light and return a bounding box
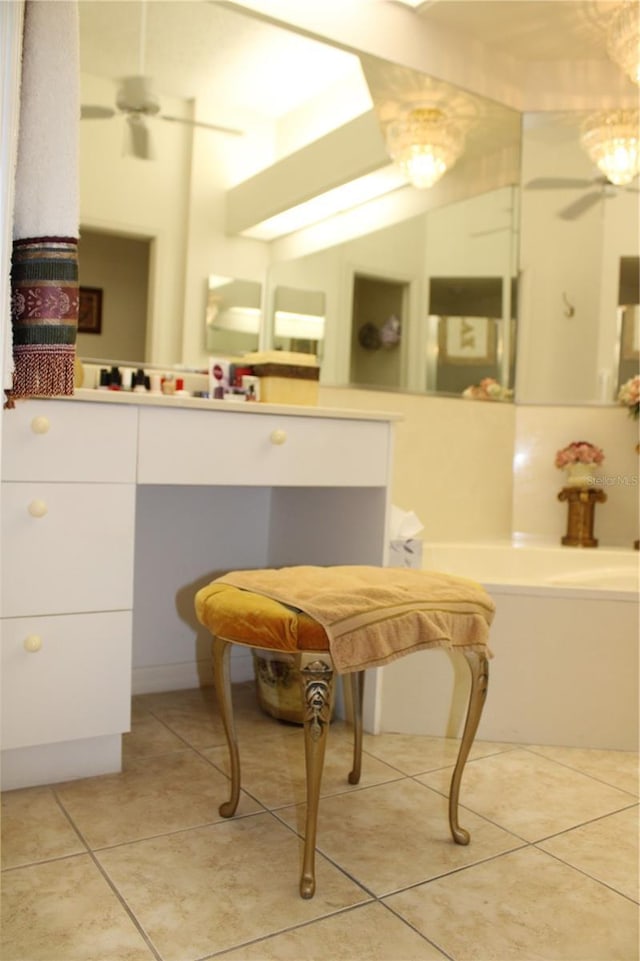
[606,1,640,86]
[581,110,639,186]
[116,76,160,116]
[386,107,464,189]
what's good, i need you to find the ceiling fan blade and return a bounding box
[160,114,244,137]
[525,177,594,190]
[125,114,154,160]
[558,191,602,220]
[81,105,116,120]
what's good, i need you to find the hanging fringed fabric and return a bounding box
[9,1,79,401]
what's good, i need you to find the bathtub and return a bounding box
[422,541,639,595]
[371,542,639,751]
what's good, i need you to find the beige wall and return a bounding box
[77,230,148,363]
[79,74,192,366]
[319,386,638,549]
[319,386,516,543]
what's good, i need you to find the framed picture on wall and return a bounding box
[78,286,103,334]
[438,316,497,364]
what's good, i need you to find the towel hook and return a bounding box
[562,292,575,318]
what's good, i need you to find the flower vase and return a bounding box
[564,462,596,488]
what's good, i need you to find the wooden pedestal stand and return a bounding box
[558,486,607,547]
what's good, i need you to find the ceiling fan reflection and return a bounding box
[525,175,639,220]
[80,0,243,159]
[81,75,244,161]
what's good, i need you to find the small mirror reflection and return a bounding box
[272,286,325,360]
[205,276,262,355]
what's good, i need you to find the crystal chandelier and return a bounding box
[606,1,640,85]
[581,110,640,186]
[385,107,465,189]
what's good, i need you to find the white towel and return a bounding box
[13,0,79,239]
[9,0,79,400]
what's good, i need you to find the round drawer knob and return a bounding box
[24,634,42,653]
[30,416,50,434]
[270,429,287,446]
[28,499,48,518]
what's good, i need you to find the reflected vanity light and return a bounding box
[208,306,260,334]
[206,275,262,336]
[274,310,325,341]
[580,110,639,186]
[242,165,407,240]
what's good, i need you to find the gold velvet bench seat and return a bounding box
[195,565,494,899]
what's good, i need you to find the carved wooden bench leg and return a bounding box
[212,635,241,818]
[348,670,365,785]
[448,649,490,845]
[298,652,334,899]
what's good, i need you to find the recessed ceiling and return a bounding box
[79,0,619,127]
[78,1,363,119]
[410,0,614,61]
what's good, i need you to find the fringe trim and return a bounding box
[9,344,75,398]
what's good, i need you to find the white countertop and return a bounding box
[52,388,403,422]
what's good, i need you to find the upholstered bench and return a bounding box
[195,564,494,899]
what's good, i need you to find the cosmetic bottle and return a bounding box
[132,369,147,393]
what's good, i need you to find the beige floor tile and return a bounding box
[204,723,402,809]
[55,749,261,848]
[278,778,522,896]
[526,744,640,796]
[0,854,155,961]
[215,902,449,960]
[6,685,636,961]
[133,690,229,750]
[133,684,220,714]
[135,679,257,718]
[538,806,640,902]
[122,709,191,760]
[362,731,516,776]
[1,787,85,869]
[136,682,281,750]
[385,846,639,961]
[96,814,369,961]
[418,748,636,841]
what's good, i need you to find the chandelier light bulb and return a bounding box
[606,1,640,86]
[386,107,465,189]
[581,110,640,186]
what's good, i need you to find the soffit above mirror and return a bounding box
[226,0,637,111]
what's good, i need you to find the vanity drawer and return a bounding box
[1,399,137,483]
[1,482,135,617]
[137,407,392,487]
[1,611,132,751]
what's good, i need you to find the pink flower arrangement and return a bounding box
[617,375,640,420]
[555,441,605,469]
[462,378,512,401]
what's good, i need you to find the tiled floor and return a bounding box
[1,682,638,961]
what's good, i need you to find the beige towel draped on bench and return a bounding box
[215,565,494,674]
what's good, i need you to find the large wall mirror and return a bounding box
[77,1,638,405]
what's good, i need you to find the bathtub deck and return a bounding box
[377,543,639,751]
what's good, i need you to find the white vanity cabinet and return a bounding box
[137,406,391,487]
[1,393,396,789]
[1,400,138,789]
